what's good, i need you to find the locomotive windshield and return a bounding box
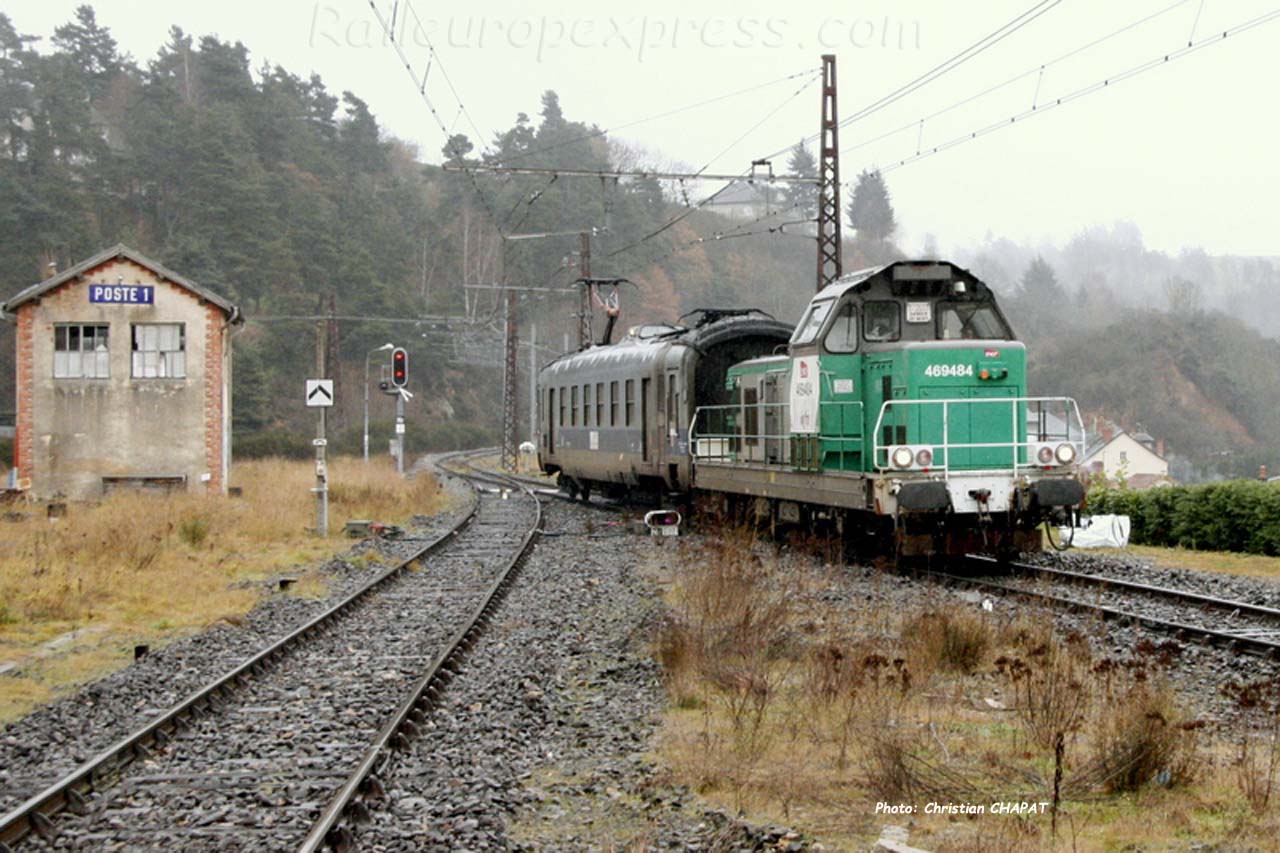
[938,303,1013,340]
[791,299,833,345]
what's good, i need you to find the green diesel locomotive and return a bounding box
[689,260,1085,557]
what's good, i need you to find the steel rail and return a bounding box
[969,555,1280,623]
[0,455,483,850]
[297,463,543,853]
[930,562,1280,660]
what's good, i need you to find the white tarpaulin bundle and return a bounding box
[1062,514,1131,548]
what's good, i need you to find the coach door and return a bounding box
[666,369,682,453]
[641,377,651,461]
[763,372,784,464]
[546,387,555,451]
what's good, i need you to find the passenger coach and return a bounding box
[537,310,792,501]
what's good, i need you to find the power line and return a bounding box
[496,67,821,165]
[367,0,506,237]
[395,1,493,154]
[877,4,1280,175]
[605,75,823,261]
[837,0,1065,132]
[839,0,1197,159]
[758,0,1067,163]
[443,164,819,184]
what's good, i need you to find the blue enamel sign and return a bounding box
[89,284,154,304]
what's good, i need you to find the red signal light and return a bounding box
[391,347,408,388]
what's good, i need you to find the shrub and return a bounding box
[1087,480,1280,555]
[177,513,210,548]
[907,608,992,674]
[1084,683,1200,792]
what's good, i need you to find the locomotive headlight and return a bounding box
[1036,445,1055,465]
[891,446,914,469]
[915,448,933,468]
[1055,443,1077,465]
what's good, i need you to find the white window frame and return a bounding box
[131,323,187,379]
[53,324,110,379]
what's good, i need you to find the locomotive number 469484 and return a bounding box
[923,363,974,378]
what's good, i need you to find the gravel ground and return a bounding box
[995,565,1280,643]
[0,459,473,817]
[346,499,809,852]
[811,552,1280,730]
[22,482,536,851]
[1027,549,1280,606]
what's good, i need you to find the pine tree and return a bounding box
[1020,256,1065,300]
[846,169,896,242]
[783,141,818,219]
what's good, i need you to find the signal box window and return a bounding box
[863,301,901,342]
[825,302,858,353]
[938,303,1012,340]
[132,324,186,378]
[54,324,110,378]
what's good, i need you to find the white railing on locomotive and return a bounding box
[871,397,1084,474]
[690,400,865,462]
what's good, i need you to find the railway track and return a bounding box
[0,453,542,852]
[928,556,1280,659]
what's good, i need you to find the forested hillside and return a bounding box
[0,7,829,454]
[2,7,1277,478]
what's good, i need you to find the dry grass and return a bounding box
[650,534,1278,851]
[1098,544,1280,580]
[0,457,446,722]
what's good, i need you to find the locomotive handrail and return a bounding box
[690,400,865,464]
[871,396,1085,475]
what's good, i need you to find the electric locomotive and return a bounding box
[690,260,1085,556]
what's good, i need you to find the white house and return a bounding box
[1083,429,1171,489]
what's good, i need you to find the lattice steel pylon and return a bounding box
[816,54,843,291]
[501,288,519,472]
[577,231,592,348]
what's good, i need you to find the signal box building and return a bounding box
[3,245,242,499]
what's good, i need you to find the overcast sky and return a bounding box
[11,0,1280,257]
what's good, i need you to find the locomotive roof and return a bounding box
[816,260,994,301]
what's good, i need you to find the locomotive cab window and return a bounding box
[824,301,858,353]
[791,299,834,346]
[938,303,1012,340]
[863,301,901,342]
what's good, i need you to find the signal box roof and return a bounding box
[3,243,241,321]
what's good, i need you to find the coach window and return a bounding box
[609,381,619,426]
[595,382,604,427]
[824,301,858,353]
[559,387,568,428]
[863,301,901,342]
[54,324,110,378]
[583,384,591,426]
[625,379,635,426]
[571,386,578,426]
[132,323,186,378]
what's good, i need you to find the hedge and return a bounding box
[1087,480,1280,555]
